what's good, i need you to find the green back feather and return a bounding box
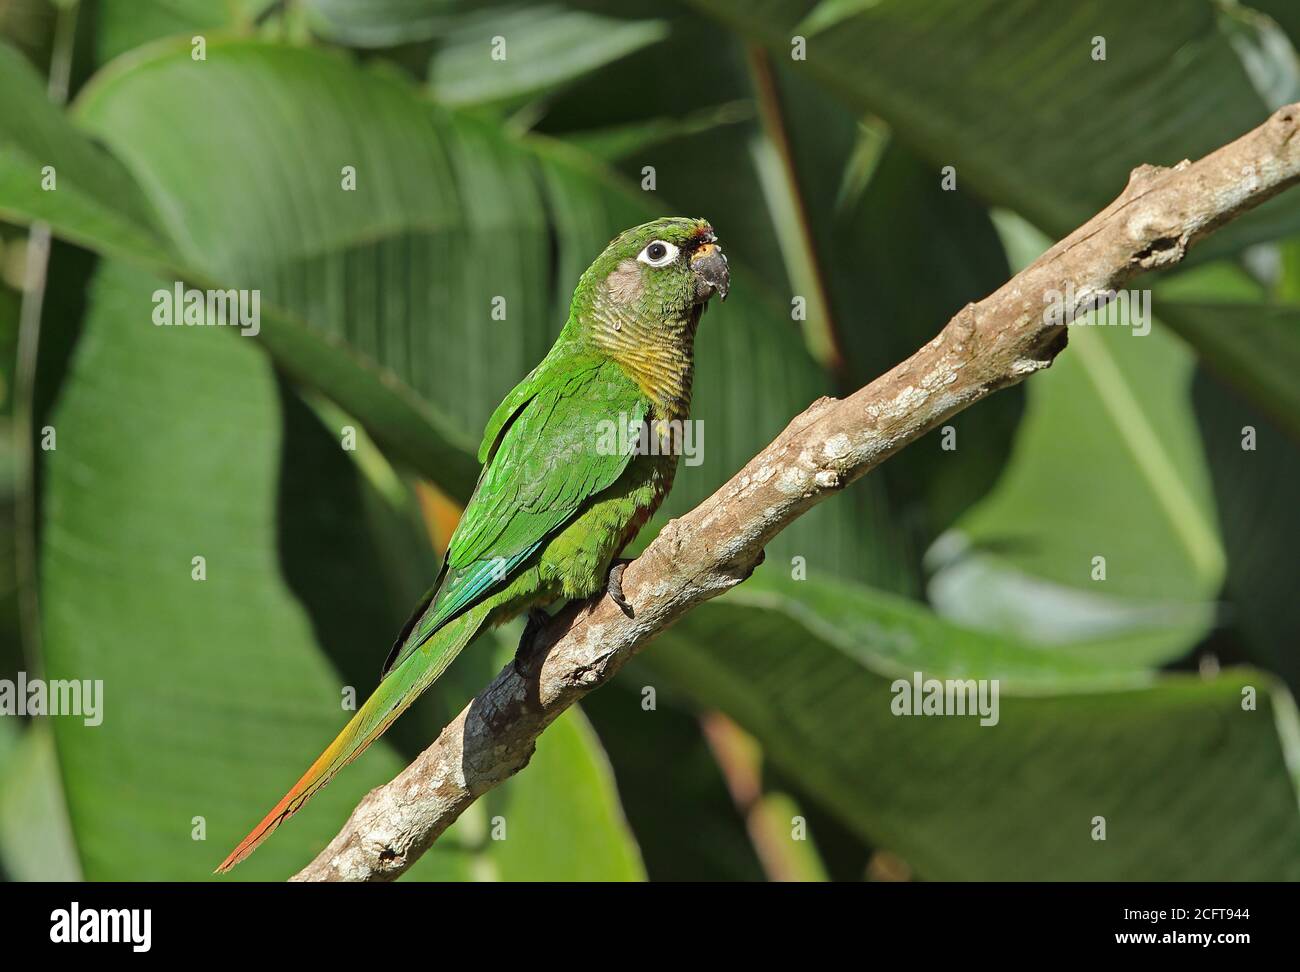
[383,352,647,673]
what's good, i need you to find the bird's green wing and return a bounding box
[382,354,646,674]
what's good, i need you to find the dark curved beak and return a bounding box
[691,241,730,302]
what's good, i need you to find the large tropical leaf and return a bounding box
[644,570,1300,880]
[927,215,1224,661]
[1193,371,1300,692]
[75,41,554,474]
[427,4,670,108]
[0,43,172,266]
[0,39,486,494]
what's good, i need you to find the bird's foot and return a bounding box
[607,559,634,618]
[513,608,550,678]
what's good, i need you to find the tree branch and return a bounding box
[293,104,1300,881]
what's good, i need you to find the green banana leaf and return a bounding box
[644,570,1300,880]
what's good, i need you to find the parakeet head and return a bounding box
[595,215,728,303]
[568,217,727,416]
[573,216,728,328]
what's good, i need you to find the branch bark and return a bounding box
[293,104,1300,881]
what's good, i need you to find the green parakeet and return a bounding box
[218,216,729,871]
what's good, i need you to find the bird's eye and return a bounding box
[637,240,678,267]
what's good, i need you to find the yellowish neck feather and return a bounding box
[587,263,699,420]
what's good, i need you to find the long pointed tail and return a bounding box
[216,603,490,873]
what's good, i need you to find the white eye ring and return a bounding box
[636,240,679,267]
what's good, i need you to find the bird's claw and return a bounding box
[607,560,634,618]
